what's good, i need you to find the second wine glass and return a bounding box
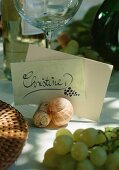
[14,0,83,48]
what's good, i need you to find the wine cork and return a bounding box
[33,103,52,128]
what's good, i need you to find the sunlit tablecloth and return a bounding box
[0,71,119,170]
[0,39,119,170]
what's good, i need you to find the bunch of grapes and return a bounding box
[43,127,119,170]
[64,87,80,97]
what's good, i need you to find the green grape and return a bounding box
[105,127,114,131]
[79,47,99,60]
[53,135,73,155]
[43,147,61,167]
[71,142,88,161]
[95,130,107,145]
[105,151,119,170]
[77,159,95,170]
[56,128,73,139]
[113,139,119,148]
[63,46,79,55]
[105,132,113,141]
[78,128,98,147]
[101,144,108,153]
[67,40,79,48]
[94,165,106,170]
[89,146,107,167]
[112,127,119,133]
[73,129,83,142]
[58,153,76,170]
[112,127,119,138]
[105,127,118,140]
[62,40,79,55]
[107,164,119,170]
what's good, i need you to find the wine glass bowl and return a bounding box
[14,0,83,47]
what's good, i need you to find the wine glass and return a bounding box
[14,0,83,48]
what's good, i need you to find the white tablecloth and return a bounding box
[0,41,119,170]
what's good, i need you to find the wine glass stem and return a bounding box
[44,31,52,48]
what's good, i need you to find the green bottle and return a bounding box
[92,0,119,70]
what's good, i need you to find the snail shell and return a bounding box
[33,103,52,127]
[47,97,74,127]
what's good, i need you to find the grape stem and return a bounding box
[89,129,119,154]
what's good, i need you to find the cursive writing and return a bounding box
[23,71,73,98]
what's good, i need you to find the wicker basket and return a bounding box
[0,100,28,170]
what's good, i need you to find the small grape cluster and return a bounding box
[43,127,119,170]
[60,40,79,55]
[64,87,80,97]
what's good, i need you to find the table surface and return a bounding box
[0,45,119,170]
[0,74,119,170]
[0,0,119,169]
[0,71,119,170]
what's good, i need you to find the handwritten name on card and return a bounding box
[11,58,85,105]
[23,71,79,98]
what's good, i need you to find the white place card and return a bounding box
[11,45,113,121]
[11,57,85,104]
